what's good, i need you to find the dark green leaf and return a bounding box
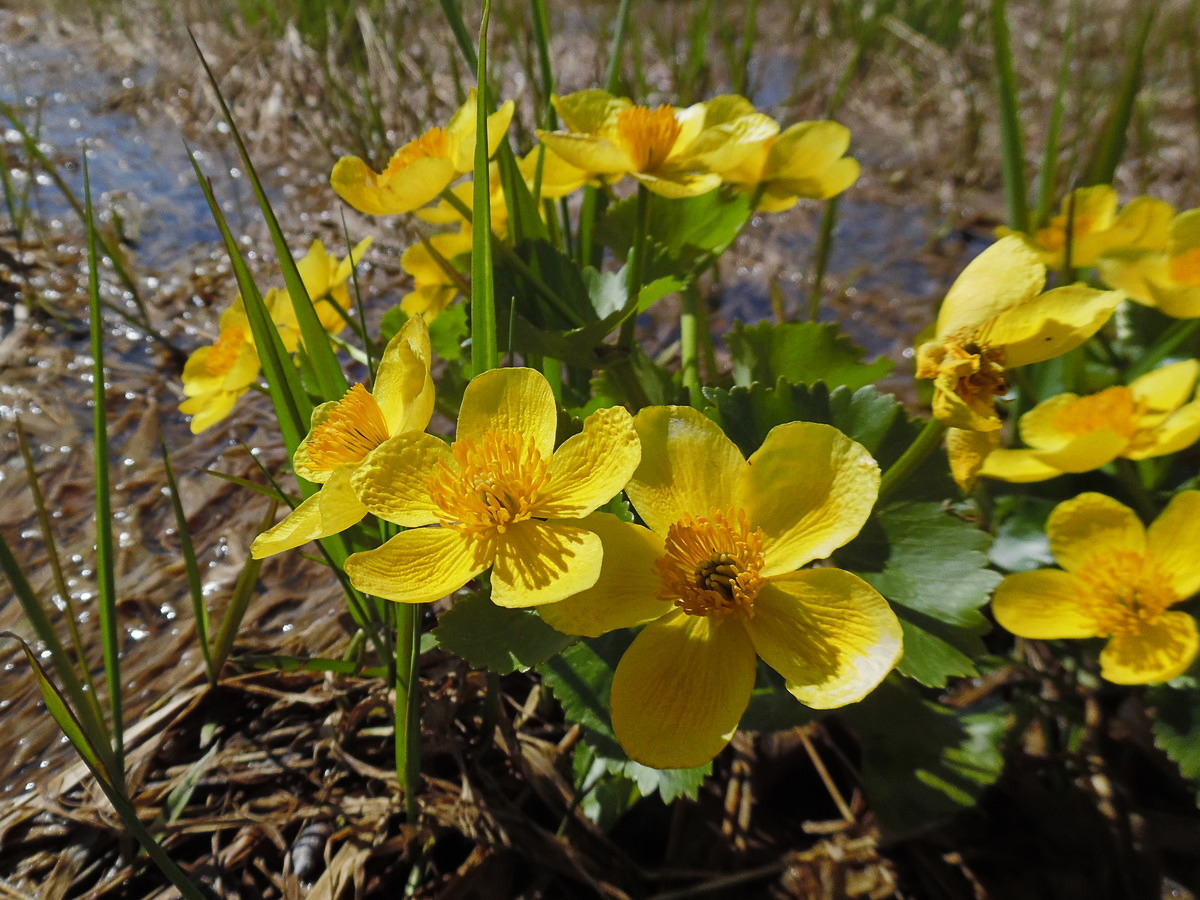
[728,320,892,390]
[988,495,1056,573]
[428,302,468,362]
[434,590,576,674]
[1148,682,1200,803]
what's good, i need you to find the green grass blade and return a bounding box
[209,502,274,678]
[604,0,634,93]
[186,144,312,460]
[339,210,376,381]
[84,153,124,775]
[2,633,211,900]
[1035,0,1075,225]
[236,653,387,678]
[437,0,479,75]
[471,0,499,376]
[1081,5,1154,187]
[991,0,1029,232]
[160,439,214,683]
[188,32,349,404]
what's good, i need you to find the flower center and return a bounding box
[918,335,1009,408]
[1169,246,1200,287]
[427,430,551,536]
[1036,210,1100,254]
[305,383,390,473]
[205,326,247,377]
[655,508,765,618]
[1053,386,1140,439]
[1076,550,1178,636]
[387,127,450,174]
[616,105,682,173]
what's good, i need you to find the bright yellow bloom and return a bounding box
[294,237,373,334]
[980,360,1200,482]
[517,145,591,199]
[540,407,902,769]
[343,368,641,608]
[915,236,1123,431]
[535,90,776,198]
[993,492,1200,684]
[998,186,1172,270]
[331,89,516,216]
[721,120,860,212]
[399,231,472,321]
[1100,209,1200,318]
[250,316,435,557]
[179,302,261,433]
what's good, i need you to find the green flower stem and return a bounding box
[395,603,423,824]
[681,283,702,407]
[1114,457,1157,521]
[1126,317,1200,380]
[618,183,651,353]
[807,196,839,323]
[877,416,948,504]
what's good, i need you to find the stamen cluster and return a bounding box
[655,507,766,617]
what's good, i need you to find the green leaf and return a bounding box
[434,591,576,674]
[988,495,1056,573]
[1148,682,1200,803]
[429,302,468,362]
[539,634,710,797]
[836,503,1000,688]
[728,320,892,390]
[844,678,1009,834]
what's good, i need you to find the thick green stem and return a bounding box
[807,197,838,322]
[395,605,422,824]
[878,417,948,504]
[618,184,651,353]
[681,283,702,407]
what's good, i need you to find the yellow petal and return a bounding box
[456,367,558,458]
[748,570,902,709]
[630,169,722,199]
[535,131,633,176]
[295,239,334,297]
[984,284,1122,367]
[1099,612,1199,684]
[765,121,851,181]
[1017,393,1083,451]
[179,389,241,433]
[991,569,1099,638]
[539,406,641,517]
[483,100,516,160]
[1129,359,1199,415]
[736,422,878,575]
[519,145,591,199]
[250,469,367,558]
[1130,401,1200,459]
[373,315,435,435]
[551,89,630,135]
[345,527,491,604]
[333,235,375,285]
[331,155,455,216]
[978,448,1063,483]
[350,432,451,526]
[293,400,341,484]
[401,285,459,321]
[490,520,603,608]
[1047,493,1145,573]
[774,155,860,201]
[1097,249,1166,307]
[1023,429,1128,473]
[936,236,1046,338]
[627,406,746,536]
[537,514,666,637]
[1146,491,1200,599]
[610,609,756,769]
[947,426,1001,491]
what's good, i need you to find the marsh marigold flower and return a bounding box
[915,236,1122,431]
[331,89,515,216]
[251,316,435,557]
[536,90,776,198]
[1100,209,1200,318]
[979,360,1200,482]
[539,407,902,769]
[721,120,860,212]
[399,232,471,322]
[179,303,260,434]
[993,492,1200,684]
[294,236,373,334]
[343,368,641,608]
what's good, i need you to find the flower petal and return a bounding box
[736,422,879,575]
[1099,612,1199,684]
[1017,393,1083,451]
[350,432,451,526]
[979,448,1064,483]
[345,527,491,604]
[331,155,455,216]
[490,520,602,608]
[983,284,1122,368]
[610,610,756,769]
[1023,429,1128,473]
[456,367,558,458]
[991,569,1099,638]
[536,131,633,176]
[747,570,901,709]
[373,316,435,435]
[1146,491,1200,599]
[627,406,746,536]
[1047,493,1145,573]
[1130,401,1200,459]
[935,236,1045,338]
[947,426,1002,491]
[250,468,367,558]
[1130,359,1199,415]
[537,514,666,637]
[538,406,641,517]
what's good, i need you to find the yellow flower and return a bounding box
[517,145,591,199]
[915,236,1123,431]
[535,90,775,198]
[980,360,1200,482]
[997,186,1172,270]
[179,304,261,433]
[343,368,641,608]
[992,492,1200,684]
[1099,209,1200,318]
[251,316,435,558]
[294,236,374,334]
[722,120,861,212]
[539,407,901,769]
[331,89,516,216]
[399,231,472,321]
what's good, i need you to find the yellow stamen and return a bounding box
[1076,550,1177,636]
[919,335,1008,410]
[616,105,682,173]
[205,327,247,377]
[655,508,765,618]
[1053,386,1139,439]
[305,383,390,472]
[1169,247,1200,287]
[427,430,551,536]
[386,128,450,174]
